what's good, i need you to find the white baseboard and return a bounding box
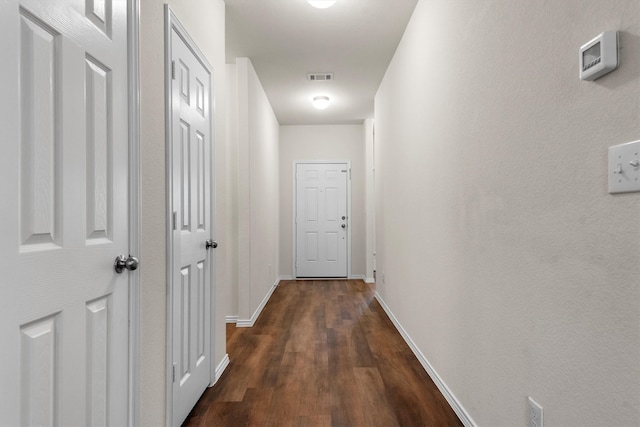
[237,278,279,327]
[212,353,230,385]
[349,274,366,281]
[225,315,238,324]
[374,292,476,427]
[365,277,375,284]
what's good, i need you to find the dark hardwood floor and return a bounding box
[183,279,462,427]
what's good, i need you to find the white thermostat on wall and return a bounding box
[580,31,618,81]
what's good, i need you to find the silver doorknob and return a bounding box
[206,239,218,250]
[114,255,139,274]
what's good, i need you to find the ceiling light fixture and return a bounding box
[308,0,336,9]
[313,96,330,110]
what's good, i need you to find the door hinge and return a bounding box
[172,363,177,383]
[172,211,177,231]
[171,60,176,80]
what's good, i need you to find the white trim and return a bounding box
[349,274,366,281]
[292,160,352,279]
[205,21,218,391]
[163,9,173,422]
[164,7,216,426]
[225,316,238,324]
[365,277,375,284]
[213,354,230,384]
[346,163,352,279]
[291,161,296,278]
[237,279,279,327]
[374,292,476,427]
[127,1,141,425]
[164,10,174,425]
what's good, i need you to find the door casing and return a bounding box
[164,6,216,426]
[128,1,141,425]
[292,160,352,279]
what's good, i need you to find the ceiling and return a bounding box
[225,0,418,125]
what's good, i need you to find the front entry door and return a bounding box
[296,162,349,278]
[0,0,131,425]
[168,14,214,427]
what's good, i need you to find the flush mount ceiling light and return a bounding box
[313,96,330,110]
[308,0,336,9]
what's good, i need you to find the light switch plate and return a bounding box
[608,140,640,194]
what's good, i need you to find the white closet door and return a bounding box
[0,0,131,425]
[169,23,214,427]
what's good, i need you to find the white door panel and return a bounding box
[296,163,348,278]
[0,0,130,426]
[169,23,213,427]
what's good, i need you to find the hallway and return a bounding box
[183,280,462,426]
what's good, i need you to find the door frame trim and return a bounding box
[292,160,352,279]
[127,1,141,425]
[164,6,216,426]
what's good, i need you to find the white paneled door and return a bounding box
[296,163,349,278]
[0,0,132,426]
[168,17,214,427]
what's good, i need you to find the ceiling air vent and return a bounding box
[308,73,334,81]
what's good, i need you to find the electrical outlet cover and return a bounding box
[528,397,543,427]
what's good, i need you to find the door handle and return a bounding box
[114,255,139,274]
[341,224,346,229]
[206,239,218,250]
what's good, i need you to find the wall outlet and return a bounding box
[528,397,543,427]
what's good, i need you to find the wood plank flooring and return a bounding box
[183,280,462,427]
